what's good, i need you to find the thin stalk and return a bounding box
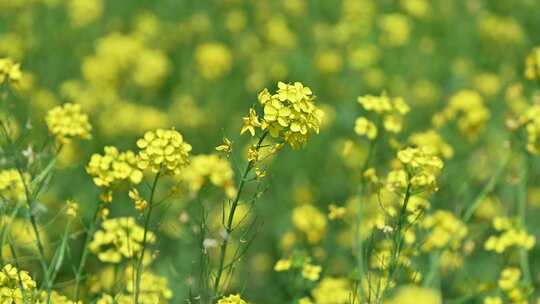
[213,131,268,297]
[0,121,51,295]
[74,204,100,300]
[517,152,531,284]
[8,241,30,304]
[134,171,161,304]
[382,182,412,300]
[354,139,375,299]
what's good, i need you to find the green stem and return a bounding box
[134,171,161,304]
[517,152,531,284]
[74,204,101,301]
[383,182,412,300]
[213,131,268,298]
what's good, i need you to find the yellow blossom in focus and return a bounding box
[136,128,192,175]
[86,146,143,187]
[46,103,92,143]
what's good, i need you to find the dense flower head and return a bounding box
[89,217,155,263]
[0,57,22,87]
[46,103,92,143]
[421,210,468,251]
[525,46,540,80]
[179,154,236,198]
[484,217,535,253]
[0,169,29,203]
[241,81,324,149]
[387,147,444,194]
[194,42,233,80]
[86,146,143,187]
[217,294,248,304]
[136,128,192,175]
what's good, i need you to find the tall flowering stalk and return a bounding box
[212,81,323,298]
[133,128,191,303]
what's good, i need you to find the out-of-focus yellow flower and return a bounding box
[89,217,155,263]
[194,42,232,80]
[65,200,79,217]
[0,57,22,87]
[421,210,468,251]
[379,14,412,47]
[387,285,441,304]
[328,204,347,220]
[0,169,29,203]
[354,117,377,140]
[217,294,248,304]
[179,154,236,198]
[292,204,327,243]
[67,0,103,27]
[485,217,535,253]
[312,277,351,304]
[525,46,540,80]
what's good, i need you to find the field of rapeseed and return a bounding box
[1,0,540,303]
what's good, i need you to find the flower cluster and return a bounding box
[0,264,78,304]
[86,146,143,187]
[0,264,36,301]
[355,93,410,140]
[0,169,29,203]
[524,46,540,80]
[46,103,92,143]
[241,82,324,149]
[179,154,236,198]
[515,104,540,154]
[136,128,192,175]
[0,58,22,87]
[217,294,248,304]
[433,90,490,140]
[421,210,468,251]
[484,217,535,253]
[89,217,155,263]
[386,147,444,194]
